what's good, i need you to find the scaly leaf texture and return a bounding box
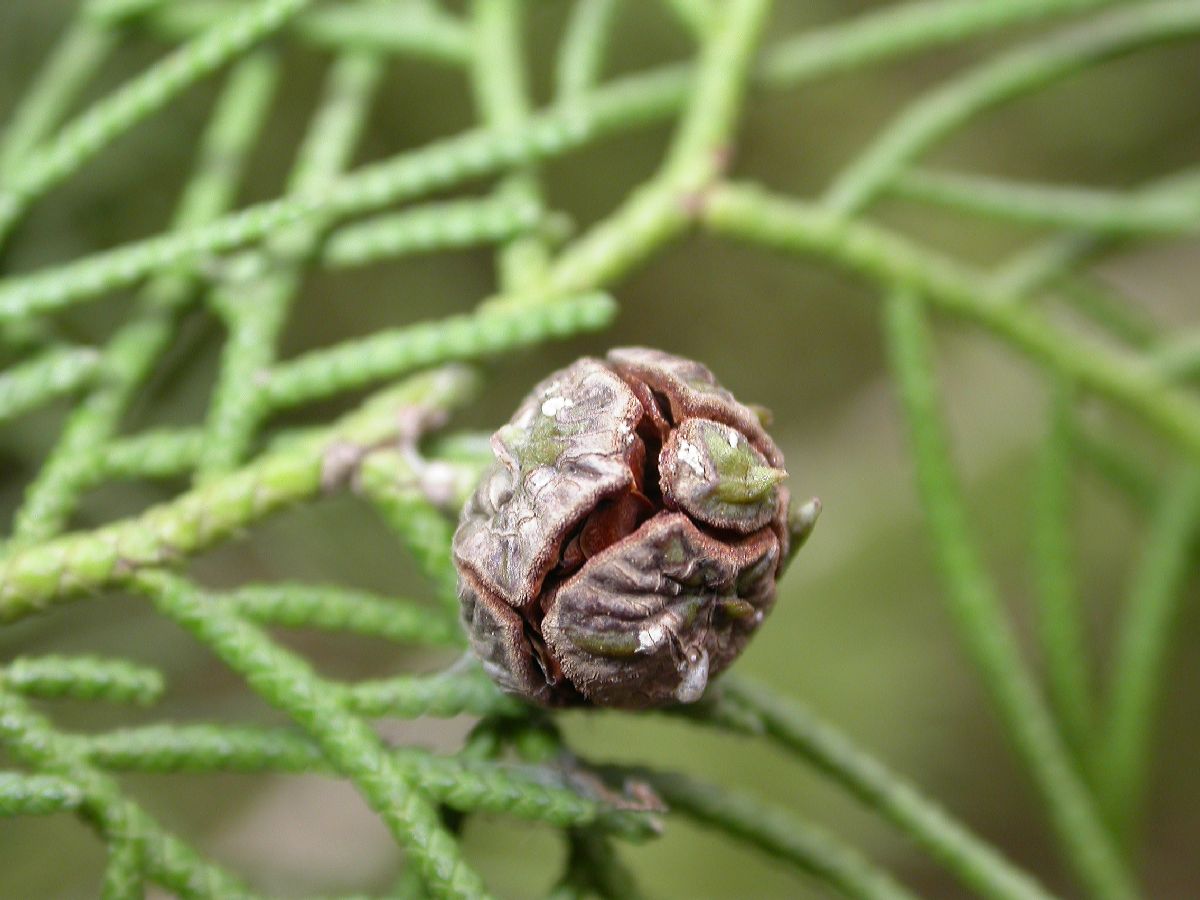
[881,289,1133,900]
[0,685,249,897]
[6,51,282,550]
[73,723,656,838]
[2,0,1198,895]
[137,1,473,65]
[0,369,478,619]
[4,655,164,705]
[642,770,919,900]
[132,570,492,899]
[0,0,1121,319]
[708,678,1056,900]
[0,0,314,245]
[197,48,385,476]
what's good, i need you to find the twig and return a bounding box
[704,678,1058,900]
[880,288,1133,899]
[0,369,476,620]
[1099,466,1200,838]
[131,570,492,899]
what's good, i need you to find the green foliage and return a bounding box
[0,0,1197,897]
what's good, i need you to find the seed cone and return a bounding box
[453,347,816,708]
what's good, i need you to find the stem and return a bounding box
[665,0,772,182]
[197,51,383,476]
[228,583,462,646]
[139,1,472,65]
[556,829,646,900]
[0,0,314,246]
[643,771,919,900]
[320,195,548,268]
[825,1,1200,213]
[101,836,144,900]
[1054,277,1161,350]
[4,656,164,706]
[880,288,1134,899]
[661,0,716,39]
[5,52,280,549]
[132,571,493,899]
[0,17,117,177]
[556,0,621,102]
[0,346,101,425]
[1154,330,1200,381]
[1099,467,1200,839]
[0,369,477,620]
[339,669,524,720]
[90,429,206,484]
[992,166,1200,302]
[0,773,83,817]
[891,169,1200,236]
[1,1,1195,894]
[470,0,551,291]
[0,0,1105,320]
[757,0,1133,88]
[500,0,774,313]
[74,724,653,837]
[1075,430,1160,514]
[708,678,1057,900]
[0,685,251,897]
[1031,381,1095,763]
[356,450,469,618]
[704,184,1200,463]
[258,293,616,413]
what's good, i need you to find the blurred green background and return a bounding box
[2,2,1198,897]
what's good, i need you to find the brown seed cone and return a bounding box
[453,347,813,708]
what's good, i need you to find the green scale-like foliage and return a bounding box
[1,1,1198,897]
